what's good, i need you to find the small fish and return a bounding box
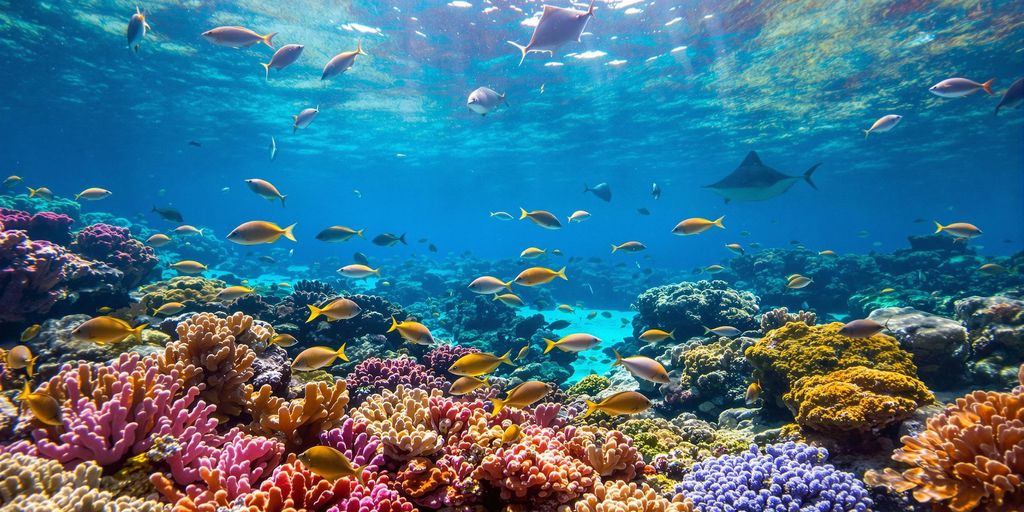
[586,311,598,320]
[995,78,1024,115]
[490,381,549,415]
[567,210,591,223]
[261,44,304,80]
[979,263,1008,275]
[174,225,203,236]
[322,42,368,81]
[306,298,361,322]
[269,137,278,161]
[353,189,362,198]
[638,329,674,343]
[934,221,982,239]
[839,319,886,338]
[26,187,54,200]
[269,334,298,347]
[600,311,611,318]
[146,234,172,247]
[787,276,813,289]
[739,230,751,237]
[316,226,364,242]
[749,242,762,249]
[520,247,546,259]
[469,276,512,294]
[880,288,896,294]
[353,252,370,266]
[75,187,112,201]
[490,211,514,221]
[582,391,651,418]
[745,381,761,405]
[227,221,296,245]
[448,350,514,377]
[5,345,36,376]
[202,26,276,48]
[152,302,186,316]
[16,382,61,426]
[379,281,391,287]
[700,264,725,274]
[929,77,994,98]
[520,208,562,229]
[613,350,670,384]
[620,318,629,326]
[636,208,650,216]
[20,324,41,342]
[428,244,437,253]
[583,182,612,202]
[245,179,287,206]
[293,105,319,133]
[291,344,348,371]
[725,243,744,255]
[544,333,601,354]
[126,6,151,53]
[818,250,837,257]
[259,255,276,264]
[557,304,575,313]
[218,286,254,301]
[97,306,114,313]
[188,140,201,147]
[514,266,567,286]
[153,206,184,222]
[552,249,564,256]
[704,325,741,337]
[863,115,902,137]
[449,375,490,395]
[72,316,147,345]
[278,282,291,288]
[387,317,434,345]
[611,241,646,253]
[501,424,522,444]
[339,264,379,278]
[651,182,661,200]
[672,216,725,235]
[2,175,22,187]
[297,446,364,483]
[548,320,571,330]
[515,345,530,361]
[372,232,407,247]
[170,260,208,274]
[467,86,509,116]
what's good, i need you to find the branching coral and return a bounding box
[575,480,693,512]
[345,356,448,407]
[349,385,443,462]
[247,380,349,453]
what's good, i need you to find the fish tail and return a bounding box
[981,78,995,96]
[353,463,367,485]
[357,229,365,238]
[586,0,596,16]
[668,329,675,340]
[280,195,286,207]
[582,399,599,418]
[863,129,870,139]
[713,216,725,229]
[503,280,512,290]
[387,316,399,333]
[282,223,297,242]
[498,349,515,366]
[492,294,499,301]
[372,267,381,276]
[612,349,622,366]
[356,40,367,56]
[490,398,506,416]
[132,323,148,343]
[803,163,821,190]
[556,267,567,281]
[261,62,270,81]
[543,338,557,354]
[519,207,528,220]
[337,342,348,362]
[934,221,944,234]
[27,356,37,378]
[502,94,510,108]
[483,377,491,387]
[399,233,407,245]
[583,183,590,193]
[611,244,618,253]
[703,325,712,335]
[27,187,36,198]
[305,304,321,323]
[261,32,277,49]
[507,41,528,66]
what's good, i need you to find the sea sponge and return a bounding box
[575,480,693,512]
[247,380,349,453]
[865,364,1024,512]
[567,374,611,397]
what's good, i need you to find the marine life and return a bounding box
[174,225,203,236]
[449,350,514,376]
[306,298,362,322]
[338,264,379,278]
[449,375,489,395]
[934,221,982,238]
[704,325,741,337]
[372,232,407,246]
[744,381,761,404]
[863,114,902,137]
[20,324,40,342]
[490,211,514,221]
[26,187,53,200]
[202,26,276,48]
[651,182,661,199]
[322,43,368,81]
[388,317,434,345]
[838,318,886,338]
[296,446,364,483]
[637,208,650,216]
[929,77,994,98]
[672,216,725,235]
[72,316,147,345]
[291,344,349,371]
[582,391,651,418]
[244,178,287,206]
[583,182,612,202]
[787,275,813,289]
[170,260,208,274]
[468,276,511,294]
[152,206,184,222]
[543,333,601,353]
[74,187,111,201]
[146,233,172,247]
[557,304,574,313]
[548,319,571,330]
[2,175,22,187]
[515,345,530,361]
[316,226,364,242]
[5,345,36,376]
[508,0,595,65]
[612,349,670,384]
[996,78,1024,115]
[501,424,521,444]
[725,243,744,255]
[217,285,254,301]
[16,382,61,426]
[261,44,304,80]
[638,328,674,343]
[270,334,298,347]
[269,136,277,161]
[292,105,319,133]
[152,302,186,316]
[467,87,509,115]
[611,241,646,253]
[567,210,591,223]
[514,266,567,286]
[126,6,151,54]
[226,221,296,245]
[978,263,1007,275]
[520,247,545,259]
[490,380,549,414]
[520,208,562,229]
[703,151,820,202]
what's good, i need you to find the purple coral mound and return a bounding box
[346,356,447,406]
[676,442,873,512]
[74,223,157,286]
[320,417,386,472]
[0,208,74,244]
[421,344,479,375]
[0,230,74,322]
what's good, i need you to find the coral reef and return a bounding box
[0,207,74,244]
[955,295,1024,387]
[247,380,349,453]
[868,307,969,388]
[575,480,693,512]
[568,374,611,397]
[758,306,816,332]
[668,336,755,416]
[136,276,227,316]
[632,280,759,341]
[74,222,158,287]
[346,356,448,406]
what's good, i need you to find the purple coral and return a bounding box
[676,442,873,512]
[0,208,74,244]
[74,223,157,286]
[0,230,74,322]
[421,344,479,375]
[346,356,447,406]
[319,417,386,472]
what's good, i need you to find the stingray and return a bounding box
[508,0,595,66]
[704,151,821,203]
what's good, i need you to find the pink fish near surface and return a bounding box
[126,7,151,54]
[261,44,304,80]
[508,0,595,66]
[929,77,994,98]
[202,26,276,49]
[292,105,319,133]
[322,43,367,81]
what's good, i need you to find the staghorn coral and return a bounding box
[0,451,168,512]
[350,385,443,462]
[575,480,693,512]
[567,374,611,397]
[865,364,1024,512]
[345,356,448,407]
[758,306,816,332]
[247,380,349,453]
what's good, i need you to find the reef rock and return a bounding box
[868,307,968,389]
[632,280,759,341]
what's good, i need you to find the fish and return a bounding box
[353,252,370,266]
[170,260,208,274]
[582,391,651,418]
[259,255,276,264]
[97,306,114,313]
[2,175,22,187]
[126,6,151,53]
[520,247,546,259]
[515,345,530,361]
[979,263,1008,275]
[353,189,362,198]
[863,114,903,138]
[469,276,512,294]
[749,242,762,249]
[543,333,601,354]
[322,42,368,81]
[548,319,571,330]
[27,187,53,200]
[787,276,813,289]
[514,266,567,286]
[372,233,407,247]
[745,381,761,404]
[929,77,994,98]
[244,179,286,206]
[73,187,112,201]
[557,304,575,313]
[297,446,364,483]
[293,105,319,133]
[227,221,296,245]
[428,244,437,253]
[638,329,674,343]
[316,226,364,242]
[16,382,61,426]
[490,381,549,414]
[5,345,36,376]
[724,243,745,255]
[502,424,522,444]
[218,286,254,301]
[269,137,277,161]
[291,344,348,371]
[153,206,184,222]
[880,288,896,294]
[586,311,598,320]
[636,208,650,216]
[520,208,562,229]
[152,302,186,316]
[448,350,514,376]
[174,225,203,236]
[147,234,172,247]
[703,151,821,203]
[601,311,611,318]
[449,375,490,395]
[934,221,982,239]
[583,182,612,202]
[306,298,362,322]
[338,264,380,278]
[611,241,646,253]
[839,319,886,338]
[507,0,595,65]
[567,210,591,223]
[202,26,276,48]
[72,316,147,345]
[270,334,298,347]
[651,182,661,200]
[704,325,741,337]
[490,211,514,221]
[188,140,202,147]
[388,317,434,345]
[552,249,564,256]
[261,44,304,80]
[818,250,837,257]
[672,216,725,235]
[467,87,509,115]
[20,324,40,342]
[996,78,1024,115]
[612,349,670,384]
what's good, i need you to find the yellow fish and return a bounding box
[520,247,546,259]
[97,306,114,313]
[638,328,675,343]
[514,266,567,286]
[226,221,296,245]
[557,304,574,313]
[20,324,41,342]
[880,288,896,294]
[818,250,837,257]
[979,263,1008,275]
[307,298,362,322]
[543,333,601,354]
[672,216,724,236]
[493,293,525,307]
[448,375,490,395]
[934,221,982,239]
[72,316,147,345]
[613,349,670,384]
[146,234,173,247]
[582,391,651,418]
[519,208,562,229]
[74,187,112,201]
[171,260,208,274]
[502,424,522,444]
[2,175,23,187]
[449,350,514,377]
[27,187,54,200]
[270,334,298,347]
[217,286,254,301]
[297,446,365,483]
[387,317,434,345]
[491,381,549,415]
[291,344,348,371]
[515,345,530,361]
[152,302,186,316]
[338,264,380,278]
[6,345,37,377]
[787,276,813,289]
[745,381,762,404]
[17,382,62,426]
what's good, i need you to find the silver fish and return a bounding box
[322,43,367,81]
[467,87,509,115]
[292,105,319,133]
[996,78,1023,115]
[929,77,994,98]
[508,0,595,66]
[269,136,277,161]
[126,7,151,54]
[202,26,276,49]
[261,44,304,80]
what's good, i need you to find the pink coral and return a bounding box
[0,230,77,322]
[319,417,386,472]
[421,344,479,375]
[346,356,447,406]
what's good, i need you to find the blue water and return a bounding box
[2,0,1022,270]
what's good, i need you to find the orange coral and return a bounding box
[865,364,1024,512]
[350,385,444,461]
[395,457,449,498]
[574,480,693,512]
[247,381,349,453]
[567,426,644,480]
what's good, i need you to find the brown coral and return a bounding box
[574,480,693,512]
[865,364,1024,511]
[350,385,444,461]
[247,380,349,453]
[567,426,645,480]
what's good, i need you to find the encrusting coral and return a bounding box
[246,380,350,453]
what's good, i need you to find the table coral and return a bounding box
[247,380,349,453]
[574,480,693,512]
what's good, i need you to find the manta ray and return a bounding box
[703,151,821,203]
[508,1,595,66]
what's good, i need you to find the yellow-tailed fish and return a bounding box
[613,349,670,384]
[270,334,298,347]
[449,376,490,395]
[934,221,982,239]
[519,208,562,229]
[490,380,549,415]
[20,324,41,342]
[520,247,546,259]
[493,293,525,307]
[146,234,173,247]
[638,329,674,343]
[307,298,362,322]
[514,266,567,286]
[152,302,186,316]
[171,260,207,274]
[543,333,601,354]
[74,187,112,201]
[27,187,54,200]
[745,381,762,404]
[244,178,287,206]
[17,382,62,426]
[449,350,514,377]
[174,225,203,236]
[72,316,147,345]
[226,221,296,245]
[218,286,254,301]
[387,317,434,345]
[610,241,646,253]
[297,446,365,483]
[291,344,348,371]
[316,226,364,242]
[6,345,37,376]
[468,276,512,294]
[338,264,380,278]
[502,424,522,444]
[582,391,651,418]
[672,216,724,235]
[787,276,813,289]
[515,345,530,361]
[701,264,725,274]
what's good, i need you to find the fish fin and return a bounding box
[387,316,399,333]
[280,195,286,207]
[803,163,821,190]
[503,280,512,290]
[372,267,381,276]
[27,357,37,378]
[492,294,499,301]
[74,193,81,201]
[863,129,871,139]
[507,41,528,66]
[490,398,506,416]
[282,223,297,242]
[981,78,994,96]
[703,325,711,334]
[261,62,270,81]
[306,304,321,323]
[557,267,567,281]
[582,399,598,418]
[353,463,367,485]
[356,40,367,56]
[499,349,515,366]
[261,32,277,49]
[519,207,528,220]
[543,338,557,354]
[668,329,675,340]
[399,233,407,245]
[357,229,365,238]
[611,244,618,253]
[502,94,510,108]
[934,221,944,234]
[483,377,491,388]
[132,323,148,343]
[337,343,348,362]
[612,349,622,366]
[27,187,36,198]
[713,216,725,229]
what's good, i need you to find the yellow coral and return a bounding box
[350,384,443,461]
[574,480,693,512]
[134,276,227,313]
[567,375,611,397]
[247,380,349,453]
